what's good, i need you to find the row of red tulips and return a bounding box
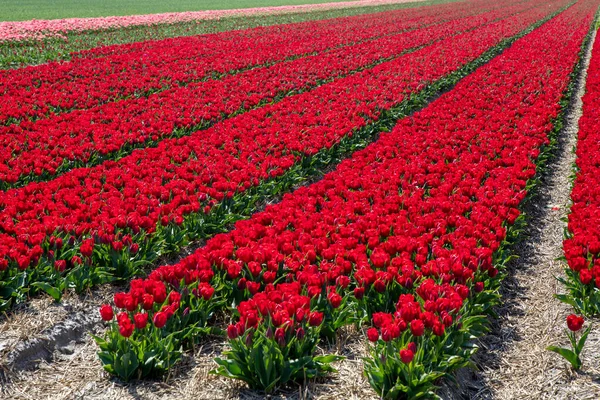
[0,0,486,124]
[95,1,594,397]
[0,0,534,189]
[0,0,563,310]
[562,24,600,316]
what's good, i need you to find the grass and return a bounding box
[1,0,363,22]
[0,0,453,69]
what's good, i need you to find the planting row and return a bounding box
[0,0,537,188]
[562,27,600,316]
[0,0,566,308]
[0,0,488,124]
[95,1,595,396]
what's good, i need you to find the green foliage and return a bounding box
[556,268,600,316]
[94,328,182,381]
[361,279,495,399]
[94,279,225,381]
[363,331,475,399]
[212,325,342,392]
[547,325,591,370]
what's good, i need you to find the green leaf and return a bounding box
[280,363,293,385]
[91,334,108,348]
[314,354,344,364]
[31,282,62,301]
[114,350,140,381]
[577,325,592,353]
[554,294,578,309]
[547,346,581,369]
[0,285,15,299]
[212,357,245,378]
[97,351,115,367]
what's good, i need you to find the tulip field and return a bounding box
[2,0,600,398]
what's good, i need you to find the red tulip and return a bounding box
[566,314,584,332]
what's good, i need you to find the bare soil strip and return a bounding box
[1,322,375,399]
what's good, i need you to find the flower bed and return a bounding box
[0,0,561,309]
[0,1,474,124]
[0,0,531,188]
[95,0,594,396]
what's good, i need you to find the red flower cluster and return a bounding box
[225,282,323,343]
[99,276,216,335]
[564,31,600,294]
[0,1,472,124]
[0,1,557,304]
[0,2,525,187]
[368,289,461,341]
